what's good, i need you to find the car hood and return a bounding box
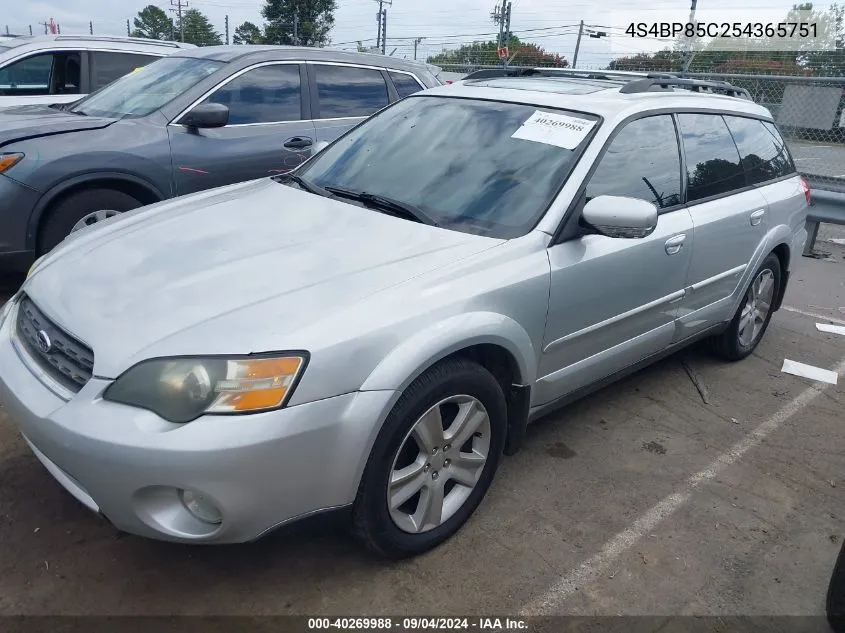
[25,178,502,377]
[0,104,116,148]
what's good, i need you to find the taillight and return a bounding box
[800,176,812,206]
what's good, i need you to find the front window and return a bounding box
[297,96,599,238]
[71,56,224,119]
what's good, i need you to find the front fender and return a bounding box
[360,311,538,394]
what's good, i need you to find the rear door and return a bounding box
[675,113,770,339]
[309,63,391,144]
[168,62,315,195]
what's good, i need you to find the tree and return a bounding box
[132,5,174,41]
[428,35,568,68]
[233,21,263,45]
[261,0,337,47]
[181,8,223,46]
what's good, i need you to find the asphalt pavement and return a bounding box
[0,245,844,618]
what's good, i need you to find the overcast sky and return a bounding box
[4,0,836,68]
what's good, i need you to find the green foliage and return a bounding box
[131,5,174,41]
[428,35,568,67]
[181,8,223,46]
[233,21,264,45]
[261,0,337,47]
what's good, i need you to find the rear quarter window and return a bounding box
[724,116,796,185]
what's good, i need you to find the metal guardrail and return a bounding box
[804,189,845,256]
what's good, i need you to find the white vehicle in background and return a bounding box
[0,35,195,108]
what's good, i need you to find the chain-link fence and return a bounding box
[437,63,845,192]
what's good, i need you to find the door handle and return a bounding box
[750,209,766,226]
[665,234,686,255]
[283,136,313,149]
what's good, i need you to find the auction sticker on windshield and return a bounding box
[511,110,597,149]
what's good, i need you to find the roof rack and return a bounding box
[462,67,749,99]
[619,76,750,99]
[53,35,187,48]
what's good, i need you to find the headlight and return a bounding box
[103,354,308,423]
[0,153,24,174]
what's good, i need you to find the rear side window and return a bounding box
[678,113,746,202]
[205,64,302,125]
[586,115,682,209]
[724,116,796,185]
[314,64,389,119]
[89,52,159,90]
[389,71,424,99]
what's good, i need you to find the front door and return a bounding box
[168,62,316,196]
[536,114,693,405]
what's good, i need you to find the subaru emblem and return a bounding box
[37,330,52,354]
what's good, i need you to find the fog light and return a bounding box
[179,489,222,525]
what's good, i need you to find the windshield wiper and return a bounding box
[274,173,332,197]
[324,186,438,227]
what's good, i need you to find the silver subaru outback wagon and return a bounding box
[0,70,809,558]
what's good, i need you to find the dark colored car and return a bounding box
[0,45,440,272]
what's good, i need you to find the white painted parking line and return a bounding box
[781,358,839,384]
[519,356,845,616]
[782,306,845,327]
[818,323,845,336]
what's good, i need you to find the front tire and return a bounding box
[351,358,507,559]
[39,188,142,254]
[708,253,781,361]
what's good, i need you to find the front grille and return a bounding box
[15,296,94,393]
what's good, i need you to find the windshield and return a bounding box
[297,96,599,238]
[71,56,224,119]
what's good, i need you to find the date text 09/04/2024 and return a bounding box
[626,22,818,39]
[307,617,529,630]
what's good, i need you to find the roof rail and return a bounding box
[619,76,751,99]
[463,67,679,82]
[462,67,750,99]
[53,35,186,48]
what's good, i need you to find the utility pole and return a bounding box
[39,20,49,35]
[170,0,188,42]
[29,25,33,35]
[680,0,698,75]
[413,36,424,60]
[225,14,229,44]
[503,1,511,68]
[5,25,9,35]
[89,21,93,35]
[293,13,299,46]
[126,19,130,36]
[572,20,584,68]
[381,8,387,55]
[374,0,392,51]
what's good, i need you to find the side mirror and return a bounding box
[582,195,658,239]
[180,102,229,129]
[312,140,330,155]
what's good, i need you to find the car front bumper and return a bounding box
[0,301,395,543]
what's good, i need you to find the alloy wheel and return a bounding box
[738,268,775,347]
[388,395,491,534]
[71,209,123,234]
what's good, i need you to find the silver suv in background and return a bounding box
[0,35,195,108]
[0,70,808,558]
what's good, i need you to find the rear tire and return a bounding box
[708,253,781,361]
[351,358,507,559]
[39,188,142,254]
